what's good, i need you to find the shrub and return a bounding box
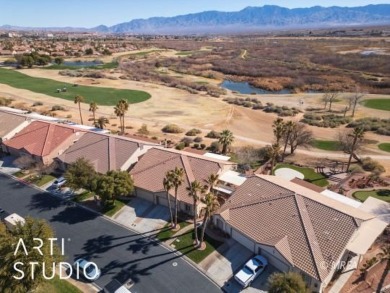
[194,136,203,143]
[200,144,206,149]
[162,124,184,134]
[209,141,221,153]
[0,97,13,106]
[193,143,200,149]
[302,113,352,128]
[32,101,43,107]
[186,128,202,136]
[181,137,193,147]
[137,124,150,135]
[361,157,385,174]
[175,142,185,150]
[206,130,221,139]
[51,105,66,111]
[348,118,390,136]
[66,114,72,118]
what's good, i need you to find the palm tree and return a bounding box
[89,101,98,123]
[219,129,234,155]
[282,121,295,161]
[186,180,204,247]
[171,167,184,229]
[206,173,219,193]
[346,127,365,172]
[74,95,84,125]
[199,192,220,248]
[163,171,175,227]
[95,116,109,129]
[272,118,286,145]
[267,143,282,174]
[114,99,129,134]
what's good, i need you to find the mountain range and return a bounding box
[2,5,390,34]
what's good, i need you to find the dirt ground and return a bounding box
[1,67,390,173]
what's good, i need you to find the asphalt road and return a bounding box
[0,174,221,293]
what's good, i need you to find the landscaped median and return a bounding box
[0,67,151,105]
[274,163,329,187]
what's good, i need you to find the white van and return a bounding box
[103,278,134,293]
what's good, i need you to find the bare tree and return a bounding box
[348,89,365,118]
[338,127,365,171]
[288,123,313,155]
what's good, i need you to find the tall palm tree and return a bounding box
[186,180,204,247]
[346,127,365,172]
[206,173,219,193]
[272,118,286,145]
[219,129,234,155]
[163,171,175,227]
[114,99,129,134]
[267,143,282,174]
[282,121,295,161]
[199,192,220,248]
[74,95,84,125]
[171,167,184,229]
[95,116,109,129]
[89,101,98,123]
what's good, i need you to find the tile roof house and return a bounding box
[3,121,83,165]
[213,175,387,292]
[130,147,236,216]
[57,132,158,174]
[0,111,31,149]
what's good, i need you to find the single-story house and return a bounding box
[3,121,83,165]
[213,175,388,292]
[0,110,31,150]
[57,132,158,174]
[130,147,237,217]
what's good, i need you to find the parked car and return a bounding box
[234,255,268,288]
[103,278,134,293]
[73,258,101,281]
[52,177,66,188]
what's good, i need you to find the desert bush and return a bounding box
[32,101,43,107]
[200,143,206,149]
[175,142,185,150]
[51,105,66,111]
[348,118,390,136]
[205,130,221,139]
[302,113,352,128]
[361,157,385,174]
[0,97,13,106]
[186,128,202,136]
[194,136,203,143]
[181,137,193,147]
[208,141,221,153]
[137,124,150,135]
[162,124,184,133]
[193,143,200,149]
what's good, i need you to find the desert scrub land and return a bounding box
[0,68,151,105]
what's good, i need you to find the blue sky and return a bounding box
[1,0,389,27]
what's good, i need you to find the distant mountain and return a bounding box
[2,5,390,34]
[101,4,390,34]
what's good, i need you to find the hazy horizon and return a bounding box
[1,1,389,28]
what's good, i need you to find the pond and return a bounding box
[221,80,291,95]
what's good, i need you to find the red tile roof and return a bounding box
[130,147,232,204]
[217,175,361,282]
[3,121,78,157]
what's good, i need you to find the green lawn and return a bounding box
[72,191,94,203]
[353,190,390,203]
[156,221,191,242]
[46,62,118,70]
[171,228,223,263]
[311,140,341,151]
[362,99,390,111]
[27,174,56,187]
[378,143,390,153]
[176,51,195,56]
[36,276,82,293]
[13,170,28,178]
[0,68,151,106]
[274,164,329,187]
[102,198,131,217]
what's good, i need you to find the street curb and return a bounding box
[1,171,222,291]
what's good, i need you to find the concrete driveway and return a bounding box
[200,238,278,292]
[113,197,169,234]
[0,156,20,175]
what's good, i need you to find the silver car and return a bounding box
[234,255,268,288]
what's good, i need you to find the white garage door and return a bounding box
[261,250,290,272]
[136,188,155,203]
[231,229,255,252]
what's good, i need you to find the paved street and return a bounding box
[0,174,221,293]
